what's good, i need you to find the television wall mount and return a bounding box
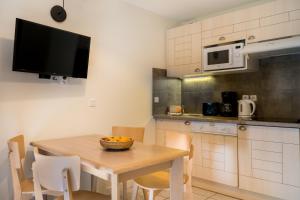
[51,0,67,22]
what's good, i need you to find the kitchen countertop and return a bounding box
[153,114,300,128]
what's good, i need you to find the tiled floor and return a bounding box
[131,186,240,200]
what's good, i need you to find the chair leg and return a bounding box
[149,190,154,200]
[131,184,138,200]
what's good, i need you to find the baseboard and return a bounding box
[192,177,282,200]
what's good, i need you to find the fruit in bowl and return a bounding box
[100,136,134,150]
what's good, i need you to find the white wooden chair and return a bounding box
[8,135,60,200]
[131,131,193,200]
[112,126,145,143]
[33,148,110,200]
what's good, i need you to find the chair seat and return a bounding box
[20,179,34,193]
[134,170,188,190]
[55,190,110,200]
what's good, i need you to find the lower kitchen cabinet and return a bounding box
[156,119,238,187]
[155,119,300,199]
[192,133,238,187]
[238,125,300,200]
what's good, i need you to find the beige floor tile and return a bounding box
[158,190,170,198]
[209,193,240,200]
[192,193,210,200]
[129,186,239,200]
[192,187,216,198]
[155,196,167,200]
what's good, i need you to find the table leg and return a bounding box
[112,174,120,200]
[170,157,184,200]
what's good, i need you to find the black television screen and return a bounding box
[13,18,91,78]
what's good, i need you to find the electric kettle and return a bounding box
[238,99,256,118]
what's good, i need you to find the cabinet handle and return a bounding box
[248,35,256,40]
[239,126,247,131]
[219,36,226,41]
[184,121,191,125]
[194,68,200,73]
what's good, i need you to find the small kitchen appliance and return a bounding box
[203,42,245,72]
[220,91,238,117]
[238,99,256,118]
[202,102,220,116]
[168,105,183,116]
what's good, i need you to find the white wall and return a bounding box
[0,0,175,199]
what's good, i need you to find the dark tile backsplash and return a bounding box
[182,55,300,119]
[153,54,300,119]
[152,68,181,115]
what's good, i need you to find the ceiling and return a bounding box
[122,0,264,21]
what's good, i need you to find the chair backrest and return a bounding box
[112,126,145,143]
[33,149,81,200]
[8,135,27,200]
[8,152,22,200]
[8,135,26,179]
[165,131,192,153]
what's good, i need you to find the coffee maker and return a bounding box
[220,91,238,117]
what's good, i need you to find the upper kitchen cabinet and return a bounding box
[166,0,300,78]
[246,11,300,44]
[166,22,202,78]
[201,0,300,46]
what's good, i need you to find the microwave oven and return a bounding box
[203,42,245,72]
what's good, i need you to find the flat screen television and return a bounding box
[13,18,91,78]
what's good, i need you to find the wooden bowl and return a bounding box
[100,136,134,150]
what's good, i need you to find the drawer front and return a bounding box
[192,122,237,136]
[238,125,299,144]
[156,119,192,132]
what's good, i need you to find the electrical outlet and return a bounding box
[250,95,257,101]
[242,95,250,100]
[154,97,159,103]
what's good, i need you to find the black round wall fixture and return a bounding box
[51,5,67,22]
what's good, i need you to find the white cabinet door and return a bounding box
[193,133,238,187]
[238,125,300,200]
[202,31,246,47]
[246,20,300,44]
[283,144,300,187]
[166,23,201,78]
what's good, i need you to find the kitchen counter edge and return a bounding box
[153,114,300,129]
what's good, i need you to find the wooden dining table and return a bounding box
[31,135,188,200]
